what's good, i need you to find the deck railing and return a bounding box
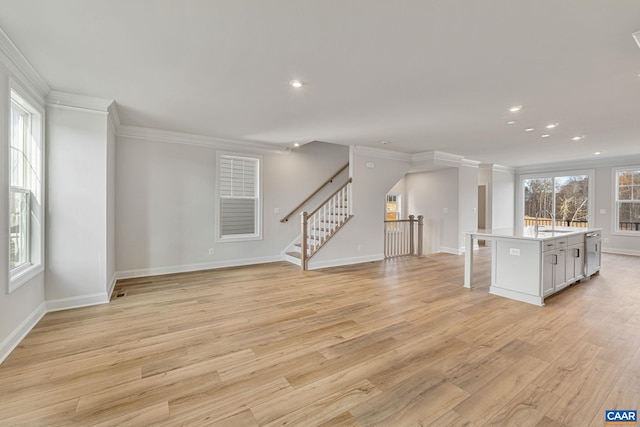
[384,215,423,258]
[620,222,640,231]
[523,218,589,228]
[524,218,640,232]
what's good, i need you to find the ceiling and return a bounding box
[1,0,640,167]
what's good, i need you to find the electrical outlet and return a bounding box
[604,238,610,244]
[208,248,214,255]
[274,207,279,214]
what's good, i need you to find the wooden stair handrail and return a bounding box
[307,178,352,218]
[300,178,353,270]
[280,163,349,223]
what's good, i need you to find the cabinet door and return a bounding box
[542,252,555,296]
[554,248,567,288]
[573,244,585,280]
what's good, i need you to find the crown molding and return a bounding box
[0,27,50,100]
[461,158,481,168]
[117,125,290,155]
[411,150,465,165]
[107,102,121,133]
[480,163,515,173]
[515,153,640,174]
[353,145,412,162]
[46,91,114,112]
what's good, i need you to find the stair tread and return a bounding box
[286,252,302,259]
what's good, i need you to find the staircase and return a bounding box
[284,177,353,270]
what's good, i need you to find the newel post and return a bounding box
[417,215,424,256]
[301,211,308,271]
[409,215,415,255]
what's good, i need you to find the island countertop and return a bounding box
[467,226,602,241]
[464,227,602,306]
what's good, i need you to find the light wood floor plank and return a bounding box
[0,251,638,425]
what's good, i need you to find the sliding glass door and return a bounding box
[523,174,589,228]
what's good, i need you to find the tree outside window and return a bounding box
[616,168,640,232]
[523,175,589,228]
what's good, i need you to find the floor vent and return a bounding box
[115,291,127,298]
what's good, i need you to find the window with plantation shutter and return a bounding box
[218,155,261,240]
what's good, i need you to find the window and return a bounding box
[615,168,640,233]
[8,87,44,291]
[385,193,401,221]
[218,154,261,240]
[522,173,590,228]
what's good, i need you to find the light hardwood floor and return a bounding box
[1,251,639,426]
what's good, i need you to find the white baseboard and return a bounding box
[308,253,384,270]
[107,273,117,300]
[115,255,284,280]
[602,248,640,257]
[46,292,110,312]
[0,302,47,365]
[440,246,463,255]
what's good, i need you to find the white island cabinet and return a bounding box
[464,227,600,306]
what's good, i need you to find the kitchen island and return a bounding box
[464,227,602,306]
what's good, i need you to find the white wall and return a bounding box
[491,167,515,229]
[46,106,112,308]
[115,138,348,276]
[594,163,640,256]
[107,116,116,294]
[387,177,409,218]
[308,147,411,268]
[458,163,478,251]
[406,167,459,254]
[479,164,515,231]
[0,58,46,363]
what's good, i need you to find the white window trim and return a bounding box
[516,169,595,229]
[8,80,45,293]
[386,193,402,221]
[612,166,640,236]
[215,152,263,243]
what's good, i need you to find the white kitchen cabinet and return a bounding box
[567,243,585,283]
[542,238,568,297]
[465,227,602,306]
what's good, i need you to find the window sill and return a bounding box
[216,234,262,243]
[9,263,44,293]
[611,231,640,237]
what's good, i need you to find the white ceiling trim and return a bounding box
[480,164,516,173]
[353,145,412,162]
[0,26,49,100]
[411,150,465,165]
[117,125,289,155]
[107,102,121,133]
[461,159,482,168]
[515,154,640,174]
[46,90,113,112]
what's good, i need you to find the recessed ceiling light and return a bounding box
[507,121,516,125]
[380,141,389,145]
[293,142,300,147]
[525,128,534,132]
[593,151,602,155]
[289,80,303,88]
[546,123,558,129]
[571,136,584,141]
[541,134,551,138]
[509,106,522,112]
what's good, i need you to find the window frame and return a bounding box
[385,193,401,221]
[7,82,45,293]
[215,152,263,243]
[517,169,594,230]
[613,166,640,235]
